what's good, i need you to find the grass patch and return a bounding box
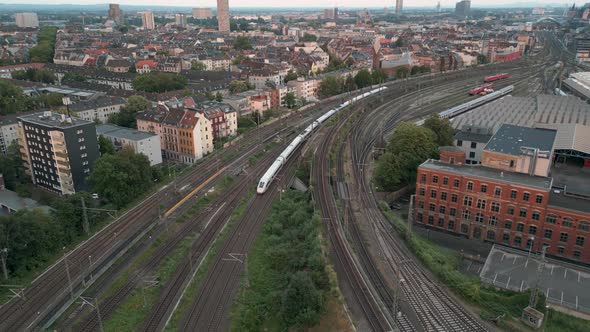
[230,190,330,331]
[378,202,589,331]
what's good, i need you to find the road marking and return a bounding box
[578,271,581,283]
[493,273,498,285]
[546,288,550,298]
[520,280,524,292]
[564,269,567,279]
[561,291,564,305]
[507,276,511,288]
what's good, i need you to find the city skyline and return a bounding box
[0,0,585,8]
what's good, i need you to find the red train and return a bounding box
[484,73,509,82]
[469,84,494,95]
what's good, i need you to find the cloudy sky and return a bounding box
[0,0,579,7]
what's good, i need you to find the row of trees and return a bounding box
[28,26,58,63]
[232,191,329,330]
[229,80,254,94]
[374,114,454,191]
[11,68,56,84]
[318,69,388,98]
[0,80,65,115]
[109,95,151,128]
[131,73,187,93]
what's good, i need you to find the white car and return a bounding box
[92,193,99,199]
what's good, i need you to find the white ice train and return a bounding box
[414,85,514,126]
[257,87,388,194]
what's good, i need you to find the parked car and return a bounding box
[389,203,402,210]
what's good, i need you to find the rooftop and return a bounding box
[420,159,553,190]
[549,190,590,214]
[485,124,556,156]
[454,130,492,144]
[19,112,94,129]
[96,124,157,142]
[69,96,127,113]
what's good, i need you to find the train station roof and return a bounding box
[451,95,590,157]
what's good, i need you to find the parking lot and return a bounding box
[480,245,590,314]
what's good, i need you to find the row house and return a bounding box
[136,105,213,164]
[53,50,90,66]
[68,96,126,123]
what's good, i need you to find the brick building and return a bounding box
[413,125,590,264]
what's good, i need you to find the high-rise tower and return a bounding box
[108,4,123,25]
[396,0,403,15]
[217,0,230,32]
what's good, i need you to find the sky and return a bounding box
[0,0,580,8]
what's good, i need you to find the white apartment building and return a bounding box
[96,124,162,165]
[15,13,39,28]
[141,11,155,30]
[69,96,127,123]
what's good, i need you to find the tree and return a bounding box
[239,22,250,31]
[229,80,253,94]
[284,71,298,83]
[0,142,25,190]
[98,135,116,155]
[28,26,57,63]
[233,36,252,50]
[62,72,86,83]
[88,149,155,208]
[395,38,403,47]
[396,67,409,79]
[372,69,388,84]
[215,92,223,102]
[318,76,344,98]
[232,54,247,65]
[423,113,454,146]
[281,271,323,327]
[374,122,438,191]
[34,93,63,108]
[12,68,56,84]
[284,92,297,109]
[118,25,129,34]
[132,73,187,92]
[354,69,373,88]
[110,95,151,128]
[191,61,207,71]
[0,81,35,114]
[300,33,317,42]
[477,54,487,65]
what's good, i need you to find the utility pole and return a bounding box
[0,248,8,280]
[81,197,90,235]
[529,245,548,308]
[63,249,74,300]
[80,296,104,332]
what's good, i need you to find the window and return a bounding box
[504,220,512,230]
[457,140,463,146]
[467,182,473,191]
[418,201,425,209]
[514,236,522,246]
[438,218,445,227]
[463,196,473,206]
[544,229,553,239]
[419,188,425,196]
[430,190,437,199]
[453,179,460,188]
[519,208,527,218]
[469,152,475,159]
[477,199,486,209]
[491,202,500,213]
[471,142,477,149]
[563,218,573,228]
[480,184,487,193]
[489,215,498,226]
[439,206,446,214]
[516,223,524,232]
[428,216,434,225]
[462,210,471,221]
[576,236,585,246]
[574,251,581,259]
[487,231,496,240]
[429,203,436,212]
[503,233,510,244]
[507,206,515,215]
[510,160,515,167]
[558,247,565,255]
[546,214,556,224]
[450,208,456,216]
[443,177,448,185]
[420,173,426,183]
[432,175,439,183]
[510,190,517,199]
[532,211,540,221]
[440,192,447,201]
[448,220,455,230]
[461,224,469,233]
[475,213,484,223]
[529,225,537,235]
[523,192,530,201]
[494,187,502,197]
[580,222,590,232]
[560,232,569,243]
[417,213,423,222]
[451,194,458,203]
[526,239,533,249]
[536,195,543,204]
